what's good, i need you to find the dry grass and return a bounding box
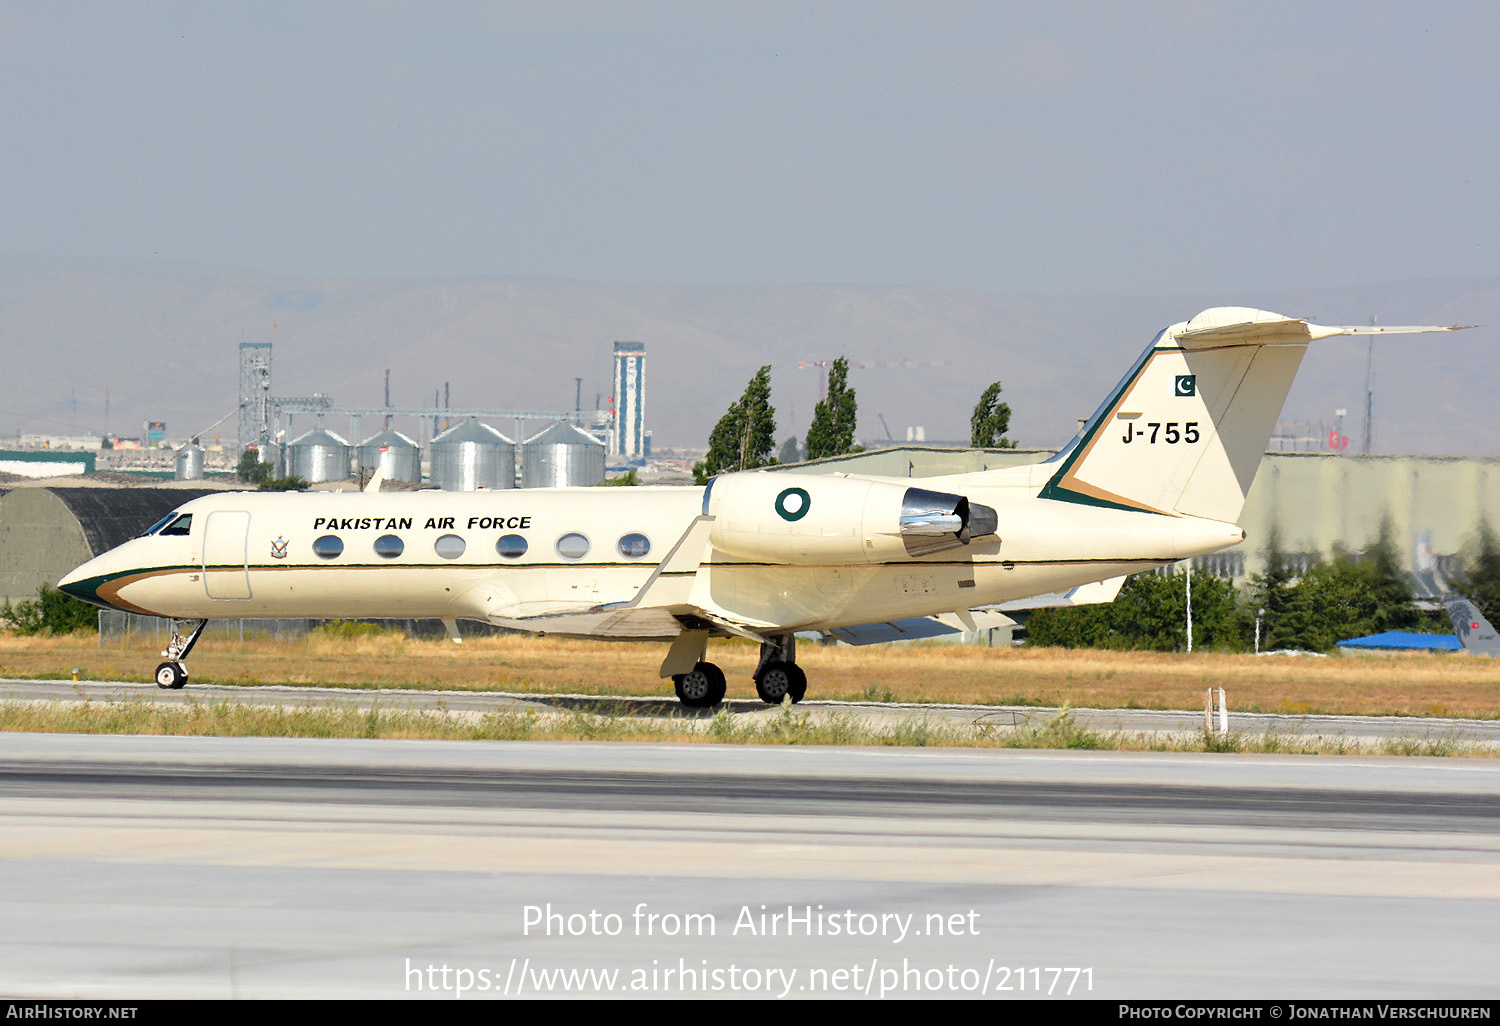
[0,697,1489,757]
[4,630,1500,719]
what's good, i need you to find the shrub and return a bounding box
[310,619,397,640]
[1,585,98,636]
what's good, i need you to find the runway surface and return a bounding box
[2,733,1499,998]
[5,676,1498,742]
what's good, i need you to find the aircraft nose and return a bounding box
[57,559,110,609]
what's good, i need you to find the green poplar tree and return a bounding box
[1454,519,1500,627]
[1243,525,1299,651]
[804,357,858,460]
[970,382,1018,448]
[1362,515,1420,633]
[694,366,778,483]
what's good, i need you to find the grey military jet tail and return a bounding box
[1444,595,1500,656]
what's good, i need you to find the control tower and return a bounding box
[612,341,646,463]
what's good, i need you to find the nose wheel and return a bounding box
[155,662,188,690]
[156,619,207,690]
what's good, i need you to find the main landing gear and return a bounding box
[753,634,806,705]
[673,661,727,708]
[155,618,207,690]
[668,633,808,708]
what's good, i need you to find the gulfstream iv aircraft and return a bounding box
[60,308,1466,706]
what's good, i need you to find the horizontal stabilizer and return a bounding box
[831,617,964,646]
[989,576,1127,612]
[1173,307,1472,349]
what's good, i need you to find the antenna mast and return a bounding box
[1361,315,1376,453]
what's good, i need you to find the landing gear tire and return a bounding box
[155,662,187,690]
[674,661,727,708]
[156,619,205,690]
[755,661,807,704]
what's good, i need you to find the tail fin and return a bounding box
[1038,307,1469,523]
[1444,594,1500,656]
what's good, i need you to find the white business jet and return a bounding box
[59,308,1465,706]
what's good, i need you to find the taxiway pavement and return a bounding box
[1,732,1498,998]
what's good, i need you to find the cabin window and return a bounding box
[556,533,590,559]
[496,534,528,559]
[312,535,344,559]
[373,535,404,559]
[617,533,650,559]
[158,514,193,537]
[434,534,466,559]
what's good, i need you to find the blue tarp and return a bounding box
[1336,631,1462,651]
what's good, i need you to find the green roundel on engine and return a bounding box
[775,487,812,522]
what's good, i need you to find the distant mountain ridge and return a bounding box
[2,256,1496,456]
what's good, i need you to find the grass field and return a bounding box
[4,630,1500,720]
[0,696,1478,757]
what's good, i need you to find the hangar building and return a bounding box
[0,487,216,605]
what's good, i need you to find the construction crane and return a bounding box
[796,357,953,400]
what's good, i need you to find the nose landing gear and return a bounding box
[155,619,207,690]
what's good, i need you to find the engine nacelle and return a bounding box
[705,473,998,565]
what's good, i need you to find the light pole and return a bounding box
[1185,562,1193,654]
[1255,607,1266,655]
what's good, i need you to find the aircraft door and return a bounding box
[202,510,252,600]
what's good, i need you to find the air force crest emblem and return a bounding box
[271,537,289,560]
[1174,374,1196,397]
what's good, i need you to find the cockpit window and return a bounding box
[158,514,193,537]
[141,513,176,537]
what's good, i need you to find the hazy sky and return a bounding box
[2,1,1497,295]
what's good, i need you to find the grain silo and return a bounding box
[431,419,514,491]
[287,428,352,483]
[521,422,606,488]
[173,444,205,481]
[357,429,422,485]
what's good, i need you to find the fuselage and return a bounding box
[59,471,1244,638]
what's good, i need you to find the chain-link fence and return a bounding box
[97,611,319,646]
[95,611,501,646]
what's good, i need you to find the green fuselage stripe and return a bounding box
[1038,344,1176,514]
